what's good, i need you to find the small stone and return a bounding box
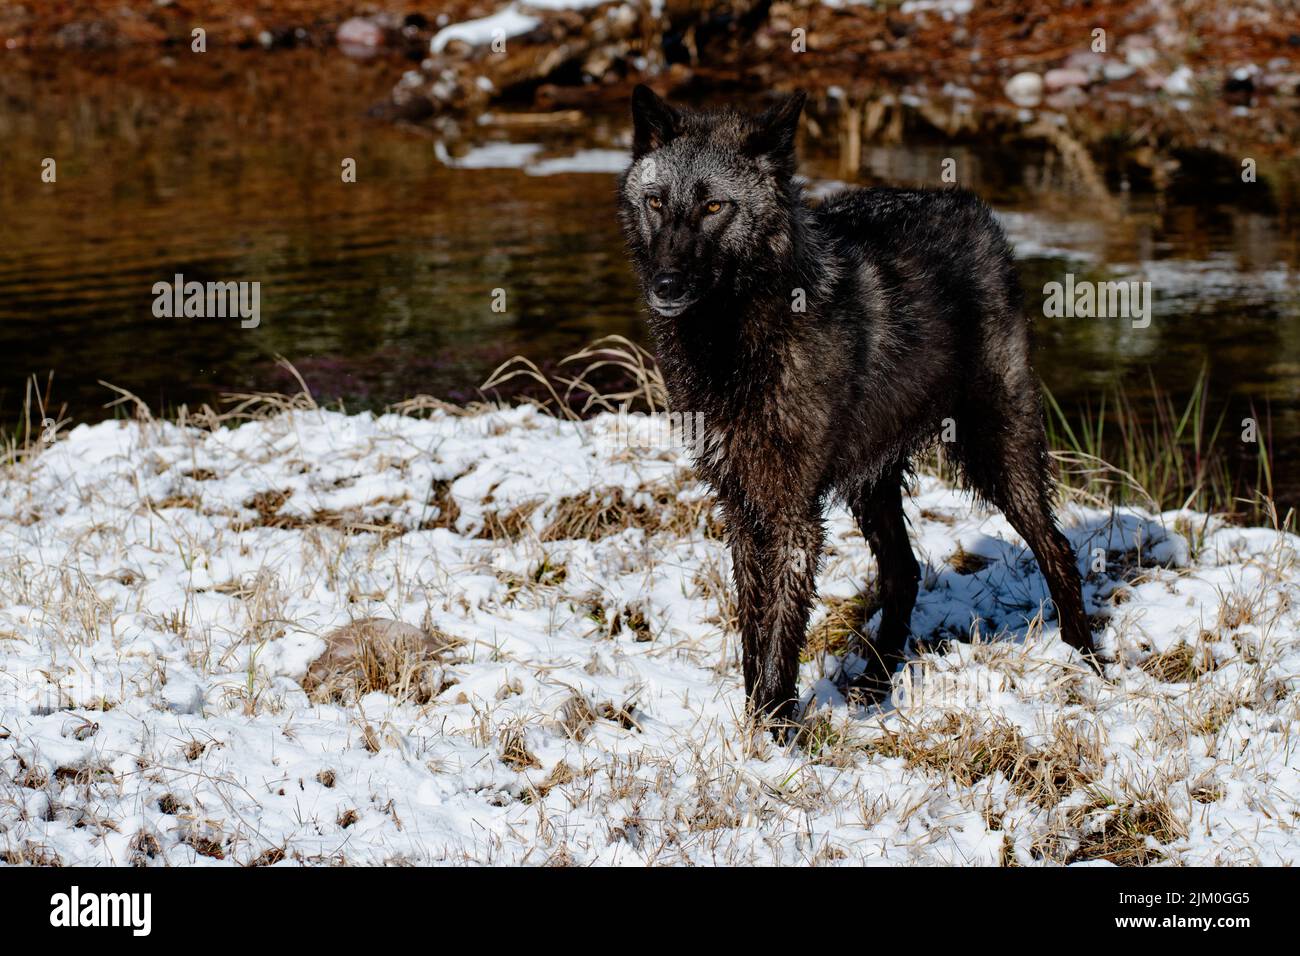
[1123,37,1158,70]
[1045,87,1087,110]
[1064,51,1105,79]
[1044,67,1090,91]
[1163,66,1196,96]
[1004,72,1043,107]
[337,17,385,50]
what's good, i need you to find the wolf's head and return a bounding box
[618,85,807,318]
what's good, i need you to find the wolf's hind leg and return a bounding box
[995,460,1096,659]
[852,469,919,687]
[956,400,1096,661]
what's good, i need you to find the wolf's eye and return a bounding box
[704,201,723,214]
[647,196,662,210]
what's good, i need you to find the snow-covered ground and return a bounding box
[1,403,1297,865]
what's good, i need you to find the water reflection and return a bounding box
[1,52,1296,500]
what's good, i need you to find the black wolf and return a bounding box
[617,86,1098,729]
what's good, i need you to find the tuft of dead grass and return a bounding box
[1067,797,1185,865]
[947,543,993,575]
[129,829,161,866]
[498,724,541,771]
[1139,637,1220,683]
[804,592,877,660]
[482,335,668,418]
[420,476,463,530]
[184,832,226,860]
[539,485,722,543]
[0,842,63,866]
[242,489,408,542]
[557,693,598,742]
[864,713,1102,809]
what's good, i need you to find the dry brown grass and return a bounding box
[241,489,408,541]
[478,500,542,540]
[481,335,668,418]
[420,476,463,530]
[538,485,722,543]
[1139,637,1220,683]
[183,832,226,860]
[556,692,599,741]
[426,480,722,545]
[1067,797,1185,865]
[0,842,63,866]
[552,690,642,740]
[865,713,1102,809]
[524,761,579,803]
[129,830,162,866]
[947,543,993,575]
[498,723,541,771]
[804,592,878,660]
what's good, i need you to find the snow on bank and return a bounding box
[430,0,613,54]
[1,405,1298,865]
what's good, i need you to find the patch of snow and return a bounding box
[435,141,628,176]
[525,149,629,176]
[431,0,615,53]
[1,407,1298,865]
[431,6,542,54]
[900,0,974,15]
[435,141,543,169]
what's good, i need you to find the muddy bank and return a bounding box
[8,2,1300,168]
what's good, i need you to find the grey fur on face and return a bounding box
[619,88,816,316]
[618,86,1098,736]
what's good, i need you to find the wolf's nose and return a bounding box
[653,272,685,301]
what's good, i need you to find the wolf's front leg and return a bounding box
[723,508,767,700]
[752,514,824,731]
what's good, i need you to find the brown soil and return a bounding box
[5,1,1298,162]
[0,1,480,49]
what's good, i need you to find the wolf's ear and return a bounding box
[745,90,806,176]
[631,84,680,158]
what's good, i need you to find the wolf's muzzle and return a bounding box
[648,271,695,316]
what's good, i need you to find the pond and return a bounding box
[2,51,1297,505]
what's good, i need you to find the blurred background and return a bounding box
[1,1,1297,510]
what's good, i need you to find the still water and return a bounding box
[2,52,1297,500]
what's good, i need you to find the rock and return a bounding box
[1163,66,1196,96]
[1004,72,1043,107]
[1123,36,1158,70]
[337,17,386,57]
[1044,67,1090,91]
[1045,87,1087,110]
[54,20,120,49]
[1064,51,1105,80]
[306,618,454,701]
[1262,72,1300,95]
[389,0,769,116]
[1223,64,1258,95]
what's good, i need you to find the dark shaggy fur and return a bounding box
[617,86,1097,729]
